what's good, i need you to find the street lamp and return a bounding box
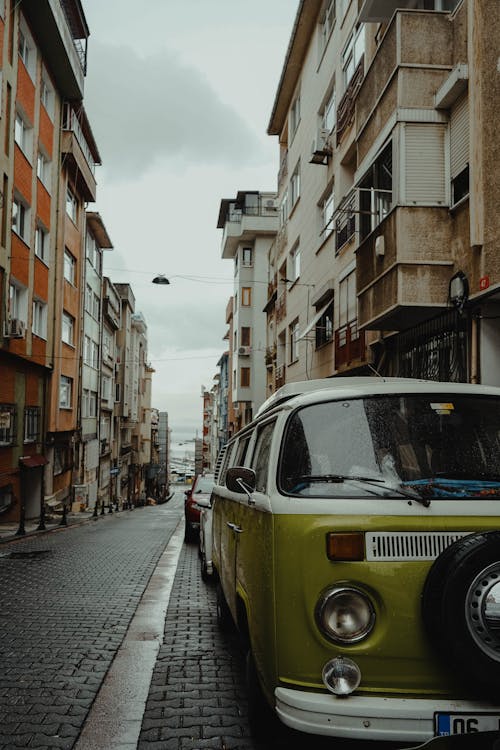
[152,274,170,285]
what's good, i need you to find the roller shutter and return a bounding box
[405,123,446,205]
[450,94,469,179]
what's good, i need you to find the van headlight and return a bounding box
[315,586,375,644]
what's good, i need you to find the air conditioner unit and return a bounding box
[265,199,278,210]
[238,346,251,356]
[4,318,25,339]
[310,130,332,165]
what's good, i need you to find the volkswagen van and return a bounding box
[211,377,500,745]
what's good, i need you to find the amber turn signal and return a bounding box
[326,532,365,561]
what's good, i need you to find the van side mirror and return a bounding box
[226,466,256,495]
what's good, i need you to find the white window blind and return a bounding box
[450,94,469,180]
[404,124,446,205]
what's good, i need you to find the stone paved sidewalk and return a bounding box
[138,540,255,750]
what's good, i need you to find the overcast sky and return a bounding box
[83,0,298,443]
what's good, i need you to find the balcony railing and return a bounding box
[336,57,364,146]
[335,321,366,368]
[358,187,393,241]
[62,104,96,174]
[335,191,357,253]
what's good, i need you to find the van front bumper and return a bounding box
[275,687,499,742]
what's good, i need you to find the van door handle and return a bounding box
[226,522,243,534]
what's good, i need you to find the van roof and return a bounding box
[255,376,431,417]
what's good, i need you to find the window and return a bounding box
[32,299,47,338]
[66,186,78,223]
[37,151,51,188]
[82,389,98,418]
[241,327,251,347]
[59,376,73,409]
[290,163,300,209]
[450,95,469,206]
[24,406,40,443]
[320,188,335,241]
[9,282,28,322]
[0,485,13,513]
[359,141,392,240]
[12,196,29,242]
[289,319,300,363]
[18,25,36,80]
[251,421,275,493]
[320,0,336,53]
[322,88,336,134]
[342,25,365,90]
[34,225,48,262]
[92,292,100,320]
[15,112,32,156]
[85,284,92,313]
[240,367,250,388]
[91,340,99,369]
[0,404,16,446]
[64,249,76,284]
[289,244,301,282]
[62,311,74,345]
[103,328,112,360]
[241,287,252,306]
[316,301,334,348]
[289,93,301,140]
[54,443,72,475]
[86,230,102,273]
[40,71,54,119]
[242,247,253,267]
[102,376,111,401]
[339,270,358,341]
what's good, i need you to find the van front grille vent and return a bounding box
[365,531,472,561]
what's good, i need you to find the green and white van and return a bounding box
[211,377,500,744]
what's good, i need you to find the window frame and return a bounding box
[240,366,251,388]
[315,301,334,349]
[66,185,78,223]
[59,376,73,409]
[12,195,29,243]
[32,298,47,339]
[241,287,252,307]
[0,404,17,446]
[23,406,40,443]
[63,248,76,285]
[61,311,74,346]
[289,319,300,363]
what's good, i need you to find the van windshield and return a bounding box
[279,394,500,500]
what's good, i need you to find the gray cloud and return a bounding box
[85,41,265,179]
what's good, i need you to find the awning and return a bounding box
[19,455,48,469]
[298,300,333,340]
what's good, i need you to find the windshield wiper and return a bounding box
[294,475,430,507]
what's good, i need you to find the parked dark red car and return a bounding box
[184,474,214,543]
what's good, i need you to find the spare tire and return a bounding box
[422,530,500,695]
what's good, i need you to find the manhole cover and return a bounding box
[0,549,52,559]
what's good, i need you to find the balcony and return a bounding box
[265,345,276,370]
[356,207,454,330]
[335,322,366,370]
[61,105,100,201]
[356,9,455,161]
[218,193,278,259]
[22,0,88,100]
[335,191,357,254]
[277,150,288,187]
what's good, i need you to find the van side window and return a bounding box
[234,434,251,466]
[251,421,275,493]
[219,442,235,485]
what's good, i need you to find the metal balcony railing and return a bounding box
[62,104,96,174]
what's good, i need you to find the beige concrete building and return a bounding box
[265,0,499,389]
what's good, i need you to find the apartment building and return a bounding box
[99,275,120,510]
[217,190,278,431]
[157,411,170,500]
[264,0,498,391]
[0,1,97,525]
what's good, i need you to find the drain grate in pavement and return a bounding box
[0,549,52,559]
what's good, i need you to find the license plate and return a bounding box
[435,712,500,736]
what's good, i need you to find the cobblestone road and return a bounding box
[0,501,180,750]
